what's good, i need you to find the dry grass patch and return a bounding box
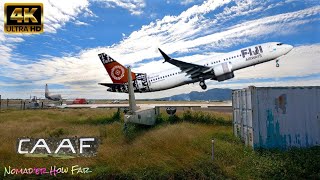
[0,109,318,179]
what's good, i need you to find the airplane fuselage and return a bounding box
[45,84,62,101]
[46,95,62,101]
[105,42,293,93]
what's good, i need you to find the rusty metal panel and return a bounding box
[233,86,320,149]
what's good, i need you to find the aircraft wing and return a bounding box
[158,48,212,79]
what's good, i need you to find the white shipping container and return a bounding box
[232,86,320,149]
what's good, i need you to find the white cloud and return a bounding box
[0,45,13,65]
[74,20,90,26]
[102,6,319,75]
[90,3,319,68]
[0,0,319,99]
[43,0,92,33]
[180,0,196,5]
[1,42,319,99]
[96,0,146,15]
[0,0,92,66]
[1,0,92,33]
[0,0,94,86]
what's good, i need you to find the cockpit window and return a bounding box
[277,43,283,46]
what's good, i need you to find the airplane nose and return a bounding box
[285,44,293,54]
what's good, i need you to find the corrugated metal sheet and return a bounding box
[232,86,320,149]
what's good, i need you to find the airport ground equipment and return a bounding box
[232,86,320,149]
[124,67,158,126]
[26,96,40,109]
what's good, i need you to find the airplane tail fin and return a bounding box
[158,48,172,62]
[98,53,136,84]
[45,84,49,97]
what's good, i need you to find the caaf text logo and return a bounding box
[4,3,43,34]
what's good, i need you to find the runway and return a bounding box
[57,101,232,112]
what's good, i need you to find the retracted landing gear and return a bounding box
[276,59,280,67]
[199,80,207,90]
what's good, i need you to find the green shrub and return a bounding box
[180,111,231,126]
[73,111,122,125]
[111,110,121,121]
[168,115,180,124]
[155,114,166,125]
[48,128,68,138]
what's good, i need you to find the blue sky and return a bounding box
[0,0,319,99]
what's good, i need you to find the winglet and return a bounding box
[158,48,171,62]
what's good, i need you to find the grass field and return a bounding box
[0,109,319,179]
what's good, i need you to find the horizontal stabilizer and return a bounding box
[99,83,125,87]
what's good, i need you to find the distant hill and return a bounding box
[161,88,232,101]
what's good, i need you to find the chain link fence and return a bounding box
[0,95,55,111]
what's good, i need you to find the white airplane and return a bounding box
[98,42,293,93]
[45,84,62,101]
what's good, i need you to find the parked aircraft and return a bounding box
[45,84,62,101]
[98,42,293,93]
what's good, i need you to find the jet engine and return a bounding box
[212,62,234,82]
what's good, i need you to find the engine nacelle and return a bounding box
[213,62,234,82]
[213,62,232,76]
[216,72,234,82]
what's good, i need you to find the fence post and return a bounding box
[7,98,9,109]
[23,102,25,110]
[0,95,1,112]
[21,99,23,110]
[42,102,43,109]
[211,139,215,160]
